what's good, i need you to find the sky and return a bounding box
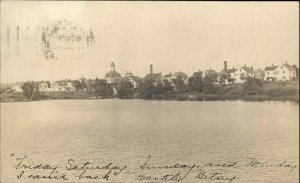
[1,1,299,83]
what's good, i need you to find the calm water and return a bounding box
[1,99,299,183]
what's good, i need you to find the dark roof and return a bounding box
[164,73,173,78]
[264,66,278,71]
[283,64,295,71]
[241,67,254,74]
[226,69,237,73]
[174,72,188,78]
[144,73,162,80]
[105,71,122,78]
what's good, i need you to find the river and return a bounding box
[1,99,299,182]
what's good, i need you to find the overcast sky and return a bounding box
[1,1,299,83]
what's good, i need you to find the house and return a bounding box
[11,82,24,92]
[202,68,219,84]
[123,71,139,89]
[38,82,51,92]
[144,65,163,84]
[173,71,189,85]
[231,65,254,83]
[264,62,297,81]
[219,61,237,84]
[50,81,76,91]
[163,71,189,86]
[254,68,265,81]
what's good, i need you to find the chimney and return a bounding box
[272,63,274,66]
[286,61,287,64]
[244,64,246,67]
[209,67,211,70]
[224,61,227,71]
[150,64,153,75]
[233,66,234,69]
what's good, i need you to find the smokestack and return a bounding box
[150,64,153,75]
[272,63,274,66]
[224,61,227,71]
[244,64,246,67]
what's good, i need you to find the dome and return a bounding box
[105,71,121,78]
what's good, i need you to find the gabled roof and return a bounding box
[226,69,237,73]
[174,72,188,78]
[241,67,254,74]
[264,66,278,71]
[144,73,162,80]
[164,73,173,78]
[283,64,295,71]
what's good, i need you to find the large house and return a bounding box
[230,65,255,83]
[50,81,76,91]
[202,68,219,84]
[264,62,297,81]
[163,71,189,85]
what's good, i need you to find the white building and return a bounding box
[264,63,296,81]
[230,66,254,83]
[11,82,24,92]
[163,71,189,85]
[38,82,50,92]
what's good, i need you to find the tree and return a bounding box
[73,80,82,90]
[242,77,263,95]
[94,79,109,96]
[173,76,188,94]
[137,79,156,99]
[21,82,35,99]
[117,81,133,98]
[189,72,204,92]
[203,72,218,94]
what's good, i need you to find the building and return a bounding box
[144,65,163,83]
[163,71,189,85]
[231,65,255,83]
[11,82,24,92]
[123,71,139,89]
[104,62,122,95]
[50,81,76,91]
[105,62,122,84]
[264,62,297,81]
[38,82,51,92]
[202,68,219,84]
[254,68,265,81]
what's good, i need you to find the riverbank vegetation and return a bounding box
[1,79,298,103]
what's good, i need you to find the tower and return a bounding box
[110,62,115,72]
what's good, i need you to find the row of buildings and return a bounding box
[6,61,299,93]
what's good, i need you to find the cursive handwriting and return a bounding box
[10,153,298,183]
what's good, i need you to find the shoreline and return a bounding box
[1,94,298,104]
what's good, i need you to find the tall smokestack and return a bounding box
[224,61,227,71]
[150,64,153,75]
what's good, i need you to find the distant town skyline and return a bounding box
[1,1,299,83]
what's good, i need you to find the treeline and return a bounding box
[15,71,298,102]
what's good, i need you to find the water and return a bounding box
[1,99,299,182]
